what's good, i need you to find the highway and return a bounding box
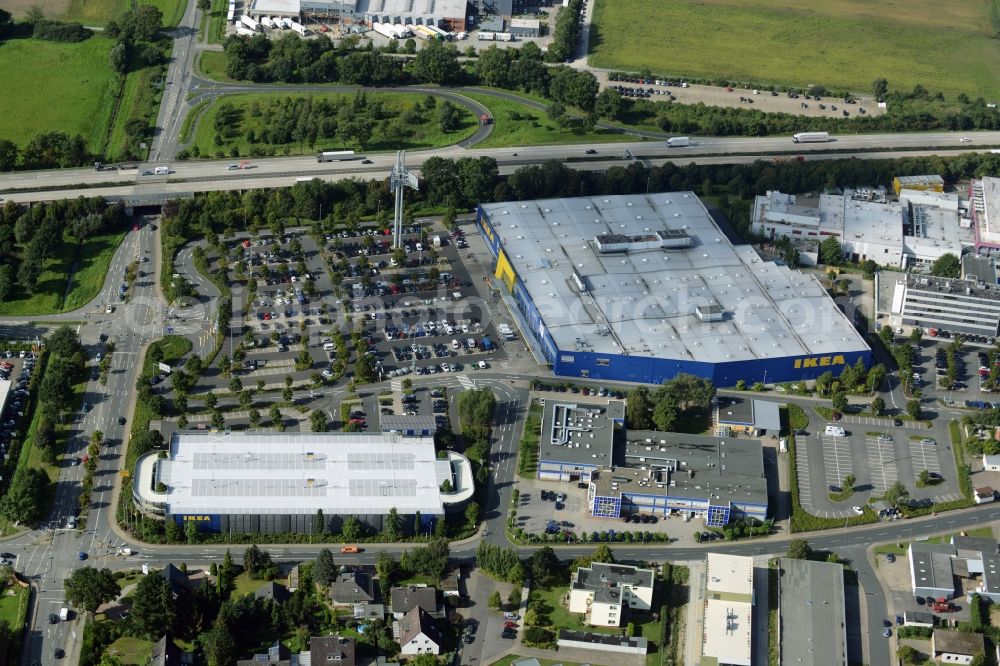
[3,130,1000,203]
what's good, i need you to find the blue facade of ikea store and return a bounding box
[476,206,872,386]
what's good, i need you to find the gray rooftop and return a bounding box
[909,542,956,593]
[558,630,649,651]
[480,193,868,363]
[716,397,781,431]
[962,254,997,284]
[572,563,654,605]
[778,558,846,666]
[896,175,944,187]
[154,432,455,516]
[934,630,985,657]
[380,414,436,434]
[390,586,438,615]
[538,400,620,467]
[608,432,767,507]
[356,0,467,18]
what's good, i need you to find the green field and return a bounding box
[0,231,125,316]
[589,0,1000,98]
[105,636,154,664]
[187,92,479,157]
[459,92,633,147]
[198,50,233,81]
[62,0,186,26]
[0,37,118,150]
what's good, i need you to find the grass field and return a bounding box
[0,37,118,150]
[62,0,186,26]
[198,50,239,83]
[589,0,1000,98]
[187,92,479,156]
[105,636,154,664]
[459,92,633,148]
[0,231,124,316]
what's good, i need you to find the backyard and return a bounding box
[588,0,1000,98]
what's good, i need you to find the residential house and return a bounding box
[236,641,291,666]
[395,607,441,656]
[310,635,356,666]
[974,487,996,504]
[255,581,292,605]
[567,563,655,627]
[983,454,1000,472]
[150,635,182,666]
[390,586,439,619]
[332,571,376,605]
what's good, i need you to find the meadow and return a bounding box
[588,0,1000,99]
[0,36,118,150]
[62,0,186,26]
[187,92,480,157]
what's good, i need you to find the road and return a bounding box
[149,1,203,162]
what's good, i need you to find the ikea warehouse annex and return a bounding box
[132,432,474,534]
[476,193,871,386]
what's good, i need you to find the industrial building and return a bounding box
[962,254,997,284]
[777,558,847,666]
[477,193,870,386]
[535,400,768,526]
[508,17,540,37]
[969,177,1000,255]
[249,0,468,30]
[932,631,985,665]
[908,537,1000,602]
[475,0,552,18]
[893,174,944,196]
[752,187,973,269]
[567,563,655,627]
[714,396,782,436]
[702,553,754,666]
[885,274,1000,339]
[132,432,473,534]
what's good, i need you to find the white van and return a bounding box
[153,166,169,175]
[323,342,335,351]
[824,425,847,438]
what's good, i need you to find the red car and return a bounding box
[725,86,733,92]
[263,312,272,320]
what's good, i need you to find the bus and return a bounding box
[317,150,356,162]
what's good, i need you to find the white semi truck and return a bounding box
[240,14,260,31]
[666,136,690,147]
[792,131,831,143]
[372,22,399,39]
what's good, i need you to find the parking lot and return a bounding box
[865,435,898,495]
[0,350,36,462]
[821,433,854,490]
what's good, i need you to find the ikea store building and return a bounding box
[476,193,870,386]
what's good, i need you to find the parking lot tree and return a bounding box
[204,392,217,410]
[842,474,856,491]
[906,399,922,420]
[218,355,232,378]
[295,349,312,372]
[831,392,848,413]
[818,235,842,266]
[64,567,120,614]
[342,516,363,541]
[870,396,886,416]
[885,481,909,506]
[487,590,502,611]
[238,390,252,410]
[401,378,412,391]
[128,572,177,639]
[909,328,923,345]
[313,548,336,586]
[248,408,261,428]
[786,539,811,560]
[917,469,931,487]
[228,377,242,394]
[310,410,328,432]
[269,405,282,427]
[210,409,225,430]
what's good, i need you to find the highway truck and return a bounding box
[666,136,690,147]
[792,131,830,143]
[316,150,356,162]
[372,22,399,39]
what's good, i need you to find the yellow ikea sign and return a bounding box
[181,515,212,522]
[793,355,846,369]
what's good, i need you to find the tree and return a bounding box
[243,544,271,577]
[0,467,48,525]
[384,507,400,541]
[411,41,461,84]
[465,501,479,529]
[818,235,842,266]
[884,481,909,506]
[786,539,811,560]
[205,392,217,410]
[310,410,328,432]
[109,41,129,74]
[197,0,211,10]
[437,100,460,133]
[229,377,243,393]
[651,398,676,431]
[64,567,120,614]
[831,391,848,413]
[527,546,560,587]
[870,396,885,416]
[210,409,225,431]
[843,474,856,490]
[909,328,923,344]
[408,654,440,666]
[185,519,200,544]
[918,469,931,487]
[342,516,363,540]
[906,399,922,420]
[929,253,961,278]
[873,78,889,102]
[487,590,502,611]
[248,408,261,428]
[128,573,176,638]
[314,548,337,586]
[524,608,539,626]
[815,371,834,395]
[594,88,622,120]
[626,386,654,429]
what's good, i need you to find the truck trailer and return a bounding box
[372,22,399,39]
[391,24,412,38]
[412,24,439,40]
[478,31,496,41]
[666,136,690,147]
[792,131,830,143]
[240,14,260,31]
[290,20,308,35]
[316,150,356,162]
[425,24,449,39]
[237,26,255,35]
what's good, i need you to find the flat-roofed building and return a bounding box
[777,558,846,666]
[890,274,1000,338]
[567,563,654,627]
[702,553,753,666]
[536,400,622,482]
[132,432,472,534]
[893,174,945,196]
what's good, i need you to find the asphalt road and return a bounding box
[149,2,203,162]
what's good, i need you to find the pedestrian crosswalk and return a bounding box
[458,375,475,389]
[390,380,402,392]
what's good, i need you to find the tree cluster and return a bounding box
[625,373,715,431]
[475,542,524,584]
[545,0,583,63]
[32,20,91,42]
[457,388,496,466]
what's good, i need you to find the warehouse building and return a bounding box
[962,254,997,284]
[777,558,847,666]
[291,0,467,29]
[536,400,623,482]
[702,553,754,666]
[893,174,945,196]
[905,537,1000,602]
[887,274,1000,339]
[478,193,870,386]
[508,17,540,37]
[133,432,473,534]
[714,396,782,436]
[249,0,301,19]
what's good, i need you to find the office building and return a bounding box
[702,553,753,666]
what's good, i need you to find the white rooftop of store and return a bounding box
[480,193,868,363]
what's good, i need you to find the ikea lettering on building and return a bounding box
[476,193,871,386]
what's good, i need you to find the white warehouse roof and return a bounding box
[152,431,459,516]
[480,193,868,364]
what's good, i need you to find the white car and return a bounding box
[851,506,864,515]
[961,137,973,142]
[477,360,488,369]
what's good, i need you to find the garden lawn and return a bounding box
[105,636,154,665]
[0,585,28,632]
[459,92,628,148]
[0,37,118,151]
[188,92,479,157]
[0,231,125,316]
[198,50,234,82]
[588,0,1000,98]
